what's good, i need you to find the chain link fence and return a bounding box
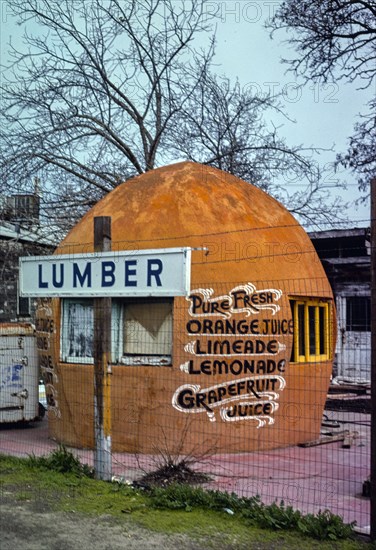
[0,235,372,534]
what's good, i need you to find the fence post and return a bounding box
[93,216,112,480]
[371,178,376,540]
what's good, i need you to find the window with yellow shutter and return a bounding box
[290,298,332,363]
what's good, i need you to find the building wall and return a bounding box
[310,229,371,381]
[0,238,53,322]
[37,162,335,453]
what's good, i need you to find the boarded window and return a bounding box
[121,300,173,366]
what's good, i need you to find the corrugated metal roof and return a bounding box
[0,221,60,247]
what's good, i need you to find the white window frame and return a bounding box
[60,298,173,366]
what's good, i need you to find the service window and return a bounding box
[61,298,173,366]
[119,299,173,366]
[61,299,94,363]
[290,298,331,363]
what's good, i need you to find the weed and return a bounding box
[297,509,356,541]
[135,422,216,488]
[147,484,355,541]
[26,445,94,478]
[135,461,210,488]
[253,501,302,530]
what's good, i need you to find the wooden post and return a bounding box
[371,178,376,540]
[93,216,112,480]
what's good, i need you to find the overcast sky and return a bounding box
[208,1,371,226]
[0,0,371,227]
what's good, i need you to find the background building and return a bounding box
[0,193,55,322]
[310,228,371,382]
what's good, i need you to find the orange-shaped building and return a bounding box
[37,162,335,453]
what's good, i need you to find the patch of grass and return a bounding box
[0,454,366,549]
[0,452,86,508]
[26,444,94,478]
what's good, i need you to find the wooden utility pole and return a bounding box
[371,178,376,541]
[93,216,112,480]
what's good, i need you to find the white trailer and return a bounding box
[0,323,40,423]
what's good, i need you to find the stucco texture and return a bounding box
[40,162,334,453]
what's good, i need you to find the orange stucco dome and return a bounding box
[42,162,334,453]
[57,161,326,287]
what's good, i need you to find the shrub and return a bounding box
[147,484,354,541]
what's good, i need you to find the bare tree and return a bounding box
[1,0,214,229]
[1,0,346,233]
[268,0,376,197]
[169,72,346,226]
[339,96,376,195]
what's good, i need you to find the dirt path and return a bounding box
[0,501,205,550]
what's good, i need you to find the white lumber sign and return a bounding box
[19,247,191,297]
